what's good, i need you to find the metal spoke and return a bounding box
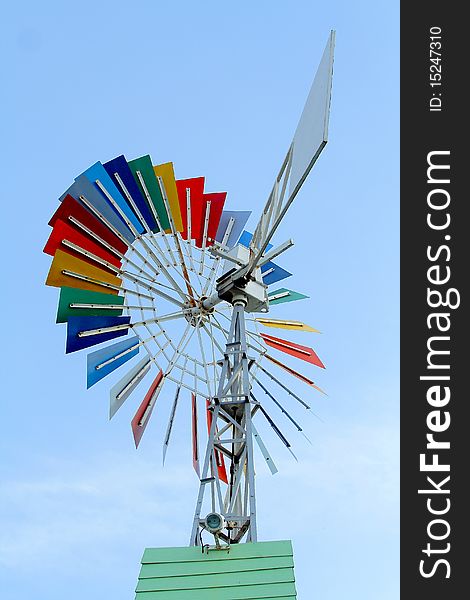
[202,216,235,296]
[196,322,213,399]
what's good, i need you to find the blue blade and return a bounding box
[66,316,131,353]
[238,230,273,252]
[261,261,292,285]
[215,211,251,249]
[80,162,144,234]
[239,231,288,283]
[103,155,158,232]
[86,335,140,388]
[60,176,135,244]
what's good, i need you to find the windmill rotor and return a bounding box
[45,31,335,549]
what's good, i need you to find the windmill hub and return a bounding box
[197,295,215,314]
[182,296,215,327]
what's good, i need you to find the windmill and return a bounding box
[44,30,335,596]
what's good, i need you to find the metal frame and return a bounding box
[190,300,258,545]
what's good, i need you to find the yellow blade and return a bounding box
[45,249,122,295]
[153,162,183,232]
[255,317,320,333]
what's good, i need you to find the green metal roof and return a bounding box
[135,540,297,599]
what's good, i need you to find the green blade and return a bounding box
[128,155,170,232]
[56,287,124,323]
[268,287,309,306]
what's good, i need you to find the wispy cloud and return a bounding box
[254,420,399,539]
[0,455,195,572]
[0,419,398,583]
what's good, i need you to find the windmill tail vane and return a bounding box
[44,31,335,547]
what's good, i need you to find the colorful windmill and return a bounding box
[45,30,335,596]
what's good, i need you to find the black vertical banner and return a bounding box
[401,4,467,599]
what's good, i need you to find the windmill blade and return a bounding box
[253,376,307,435]
[128,155,171,232]
[50,195,168,287]
[162,385,181,466]
[253,376,311,446]
[206,400,228,484]
[153,162,184,232]
[46,249,122,295]
[80,162,145,235]
[86,336,140,388]
[46,231,183,306]
[251,393,297,461]
[260,333,325,368]
[251,422,278,475]
[191,393,200,476]
[104,155,158,233]
[44,219,122,270]
[175,177,205,241]
[248,31,335,271]
[265,353,326,395]
[61,176,135,244]
[255,317,319,333]
[56,287,125,323]
[261,262,292,286]
[256,363,311,410]
[214,210,251,249]
[131,370,165,448]
[268,287,309,305]
[238,230,273,252]
[66,315,131,353]
[200,192,227,248]
[183,186,210,249]
[49,194,129,255]
[156,175,198,305]
[109,357,152,419]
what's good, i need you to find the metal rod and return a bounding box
[115,359,152,402]
[113,172,150,233]
[78,311,186,338]
[96,342,141,370]
[202,216,235,296]
[256,239,294,268]
[135,170,177,267]
[257,363,311,409]
[253,375,305,432]
[198,200,211,275]
[156,175,197,305]
[61,269,151,301]
[251,422,278,475]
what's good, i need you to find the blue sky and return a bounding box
[1,1,399,598]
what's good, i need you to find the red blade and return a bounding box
[206,400,228,484]
[265,354,326,395]
[199,192,227,247]
[261,333,325,369]
[131,371,164,448]
[192,394,200,477]
[175,177,205,241]
[49,194,128,255]
[44,219,122,270]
